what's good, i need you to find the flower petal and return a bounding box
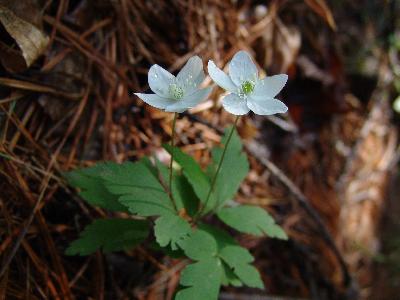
[135,93,176,110]
[228,51,258,86]
[207,60,237,92]
[165,87,212,112]
[247,96,288,115]
[177,56,205,95]
[148,64,174,97]
[253,74,288,98]
[222,93,250,115]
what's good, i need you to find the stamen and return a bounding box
[169,83,184,100]
[241,80,255,95]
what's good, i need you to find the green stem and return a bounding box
[169,112,178,210]
[198,116,240,218]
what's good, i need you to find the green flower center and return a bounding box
[241,80,255,95]
[169,84,184,100]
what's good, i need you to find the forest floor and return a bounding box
[1,1,400,299]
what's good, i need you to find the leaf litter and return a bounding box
[0,1,398,299]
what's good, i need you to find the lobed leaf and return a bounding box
[154,213,191,250]
[155,159,199,216]
[219,245,264,289]
[98,161,163,191]
[178,224,264,297]
[163,144,213,208]
[208,127,249,210]
[66,218,149,256]
[217,205,288,240]
[64,164,128,212]
[175,257,222,300]
[180,228,218,261]
[117,187,175,217]
[96,160,175,217]
[220,261,243,287]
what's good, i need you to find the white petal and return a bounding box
[228,51,258,86]
[135,93,175,110]
[165,87,212,112]
[247,96,288,115]
[222,93,250,115]
[253,74,288,98]
[148,64,174,97]
[207,60,237,92]
[177,56,205,95]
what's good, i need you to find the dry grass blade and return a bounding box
[0,77,82,100]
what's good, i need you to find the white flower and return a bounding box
[208,51,288,116]
[135,56,212,113]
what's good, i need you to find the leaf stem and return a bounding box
[169,112,178,211]
[198,115,240,218]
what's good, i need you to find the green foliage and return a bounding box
[64,125,289,300]
[217,205,288,240]
[65,218,149,256]
[220,261,243,287]
[172,175,199,216]
[175,257,222,300]
[176,229,221,300]
[177,225,264,300]
[219,245,264,288]
[64,163,128,212]
[154,213,191,250]
[163,144,213,208]
[164,127,248,213]
[200,225,264,289]
[65,159,193,255]
[155,159,199,216]
[99,160,175,217]
[180,228,218,260]
[117,186,174,217]
[208,127,249,210]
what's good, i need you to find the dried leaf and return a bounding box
[0,2,49,71]
[305,0,337,30]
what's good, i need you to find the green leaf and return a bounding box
[64,164,128,212]
[153,157,171,188]
[154,213,191,250]
[140,156,159,178]
[175,257,222,300]
[172,175,199,216]
[217,205,288,240]
[219,244,254,265]
[178,225,264,292]
[180,228,218,261]
[198,225,264,290]
[66,218,149,256]
[178,226,243,290]
[220,261,243,287]
[117,187,175,217]
[231,263,264,289]
[219,245,264,289]
[155,159,199,216]
[209,127,249,209]
[97,161,175,217]
[98,161,162,190]
[198,224,237,249]
[163,144,212,207]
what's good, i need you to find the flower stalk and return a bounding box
[169,112,178,210]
